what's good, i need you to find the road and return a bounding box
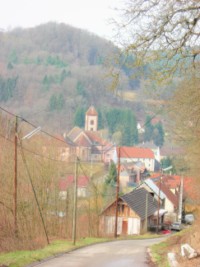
[28,238,166,267]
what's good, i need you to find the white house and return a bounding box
[115,146,155,172]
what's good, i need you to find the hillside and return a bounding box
[0,22,145,133]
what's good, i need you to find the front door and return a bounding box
[122,220,128,235]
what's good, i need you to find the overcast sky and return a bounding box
[0,0,122,41]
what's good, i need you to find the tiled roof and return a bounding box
[120,188,158,220]
[155,180,178,208]
[86,131,103,145]
[143,178,166,200]
[161,175,196,200]
[65,136,76,146]
[67,127,83,141]
[118,146,154,159]
[67,126,111,149]
[59,175,89,190]
[54,135,76,147]
[75,134,92,147]
[150,174,193,195]
[86,106,98,116]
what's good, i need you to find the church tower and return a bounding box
[85,106,98,132]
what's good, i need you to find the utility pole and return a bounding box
[114,147,120,238]
[72,156,78,245]
[14,116,18,236]
[156,172,162,234]
[144,193,148,233]
[178,175,184,222]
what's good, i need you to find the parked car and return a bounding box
[170,222,183,231]
[183,214,194,225]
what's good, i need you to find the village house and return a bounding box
[99,188,158,236]
[115,146,155,172]
[59,175,90,199]
[139,178,178,224]
[137,142,161,162]
[118,161,148,190]
[151,174,196,215]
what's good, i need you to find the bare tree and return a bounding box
[113,0,200,80]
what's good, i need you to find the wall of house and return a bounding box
[103,148,115,164]
[76,147,91,161]
[99,201,141,236]
[164,198,175,213]
[59,146,76,161]
[119,174,129,188]
[120,157,155,172]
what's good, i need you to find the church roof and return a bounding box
[86,106,98,116]
[67,126,83,141]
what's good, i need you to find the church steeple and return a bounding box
[85,106,98,131]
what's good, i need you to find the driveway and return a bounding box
[28,238,166,267]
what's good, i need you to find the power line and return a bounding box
[19,140,50,244]
[0,132,75,163]
[0,106,68,145]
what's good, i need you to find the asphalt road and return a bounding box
[28,238,166,267]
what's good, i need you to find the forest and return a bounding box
[0,22,152,135]
[0,21,171,141]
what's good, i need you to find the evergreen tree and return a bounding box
[60,69,68,83]
[0,76,18,102]
[120,109,138,146]
[153,122,164,147]
[42,75,50,91]
[73,107,86,128]
[105,161,117,186]
[121,124,131,146]
[49,94,57,111]
[106,108,121,134]
[76,81,86,97]
[97,109,103,129]
[7,62,14,70]
[9,50,18,64]
[144,115,154,142]
[57,93,65,110]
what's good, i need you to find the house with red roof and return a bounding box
[116,146,155,172]
[118,161,148,189]
[59,175,90,199]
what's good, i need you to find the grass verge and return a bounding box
[150,240,170,267]
[0,237,109,267]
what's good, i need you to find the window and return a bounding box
[90,120,94,125]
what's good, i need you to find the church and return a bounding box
[66,106,115,163]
